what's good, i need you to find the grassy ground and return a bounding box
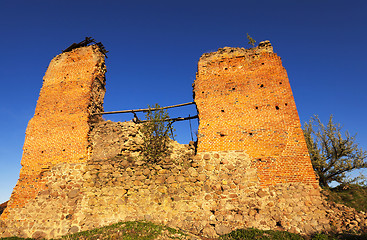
[0,221,189,240]
[323,184,367,212]
[220,228,367,240]
[57,221,188,240]
[1,221,367,240]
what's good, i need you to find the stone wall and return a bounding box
[193,41,317,187]
[0,121,336,238]
[1,42,366,239]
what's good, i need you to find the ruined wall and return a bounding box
[194,41,317,187]
[0,121,334,239]
[1,45,106,220]
[1,42,366,239]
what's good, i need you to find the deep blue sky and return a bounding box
[0,0,366,203]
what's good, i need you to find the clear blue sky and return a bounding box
[0,0,366,203]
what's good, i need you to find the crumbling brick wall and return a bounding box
[1,45,106,219]
[193,41,317,187]
[3,41,366,239]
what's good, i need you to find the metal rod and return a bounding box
[137,115,198,123]
[94,102,196,115]
[189,114,194,141]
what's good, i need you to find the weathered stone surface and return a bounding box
[215,224,232,235]
[32,231,47,239]
[202,225,217,238]
[257,189,267,198]
[68,189,79,199]
[69,226,79,234]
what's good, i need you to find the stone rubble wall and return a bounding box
[0,163,87,239]
[1,42,367,239]
[0,121,336,238]
[1,121,366,239]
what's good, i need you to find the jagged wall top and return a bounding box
[199,40,273,63]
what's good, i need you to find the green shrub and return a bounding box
[140,104,174,163]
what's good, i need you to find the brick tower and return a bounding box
[1,45,106,219]
[193,41,317,187]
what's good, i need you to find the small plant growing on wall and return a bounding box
[247,33,256,47]
[140,104,175,163]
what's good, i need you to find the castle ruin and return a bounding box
[1,41,366,239]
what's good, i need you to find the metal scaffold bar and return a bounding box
[93,102,196,115]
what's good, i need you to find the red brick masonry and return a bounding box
[194,41,317,187]
[1,45,106,219]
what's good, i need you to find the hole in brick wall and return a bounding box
[279,82,282,84]
[260,84,264,88]
[261,63,264,65]
[72,126,75,129]
[276,221,282,227]
[202,91,204,94]
[232,87,236,90]
[210,210,215,214]
[41,151,44,154]
[60,110,63,112]
[255,106,258,109]
[224,67,228,70]
[275,106,280,110]
[285,103,288,106]
[81,85,83,88]
[249,133,253,136]
[62,149,65,152]
[221,109,225,112]
[220,133,226,137]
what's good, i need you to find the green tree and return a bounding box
[247,33,256,47]
[140,104,174,163]
[303,115,367,188]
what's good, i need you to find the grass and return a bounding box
[58,221,187,240]
[1,221,187,240]
[1,221,367,240]
[220,228,367,240]
[220,228,305,240]
[323,184,367,212]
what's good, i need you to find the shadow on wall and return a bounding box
[0,201,7,216]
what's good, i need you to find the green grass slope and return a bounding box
[323,184,367,213]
